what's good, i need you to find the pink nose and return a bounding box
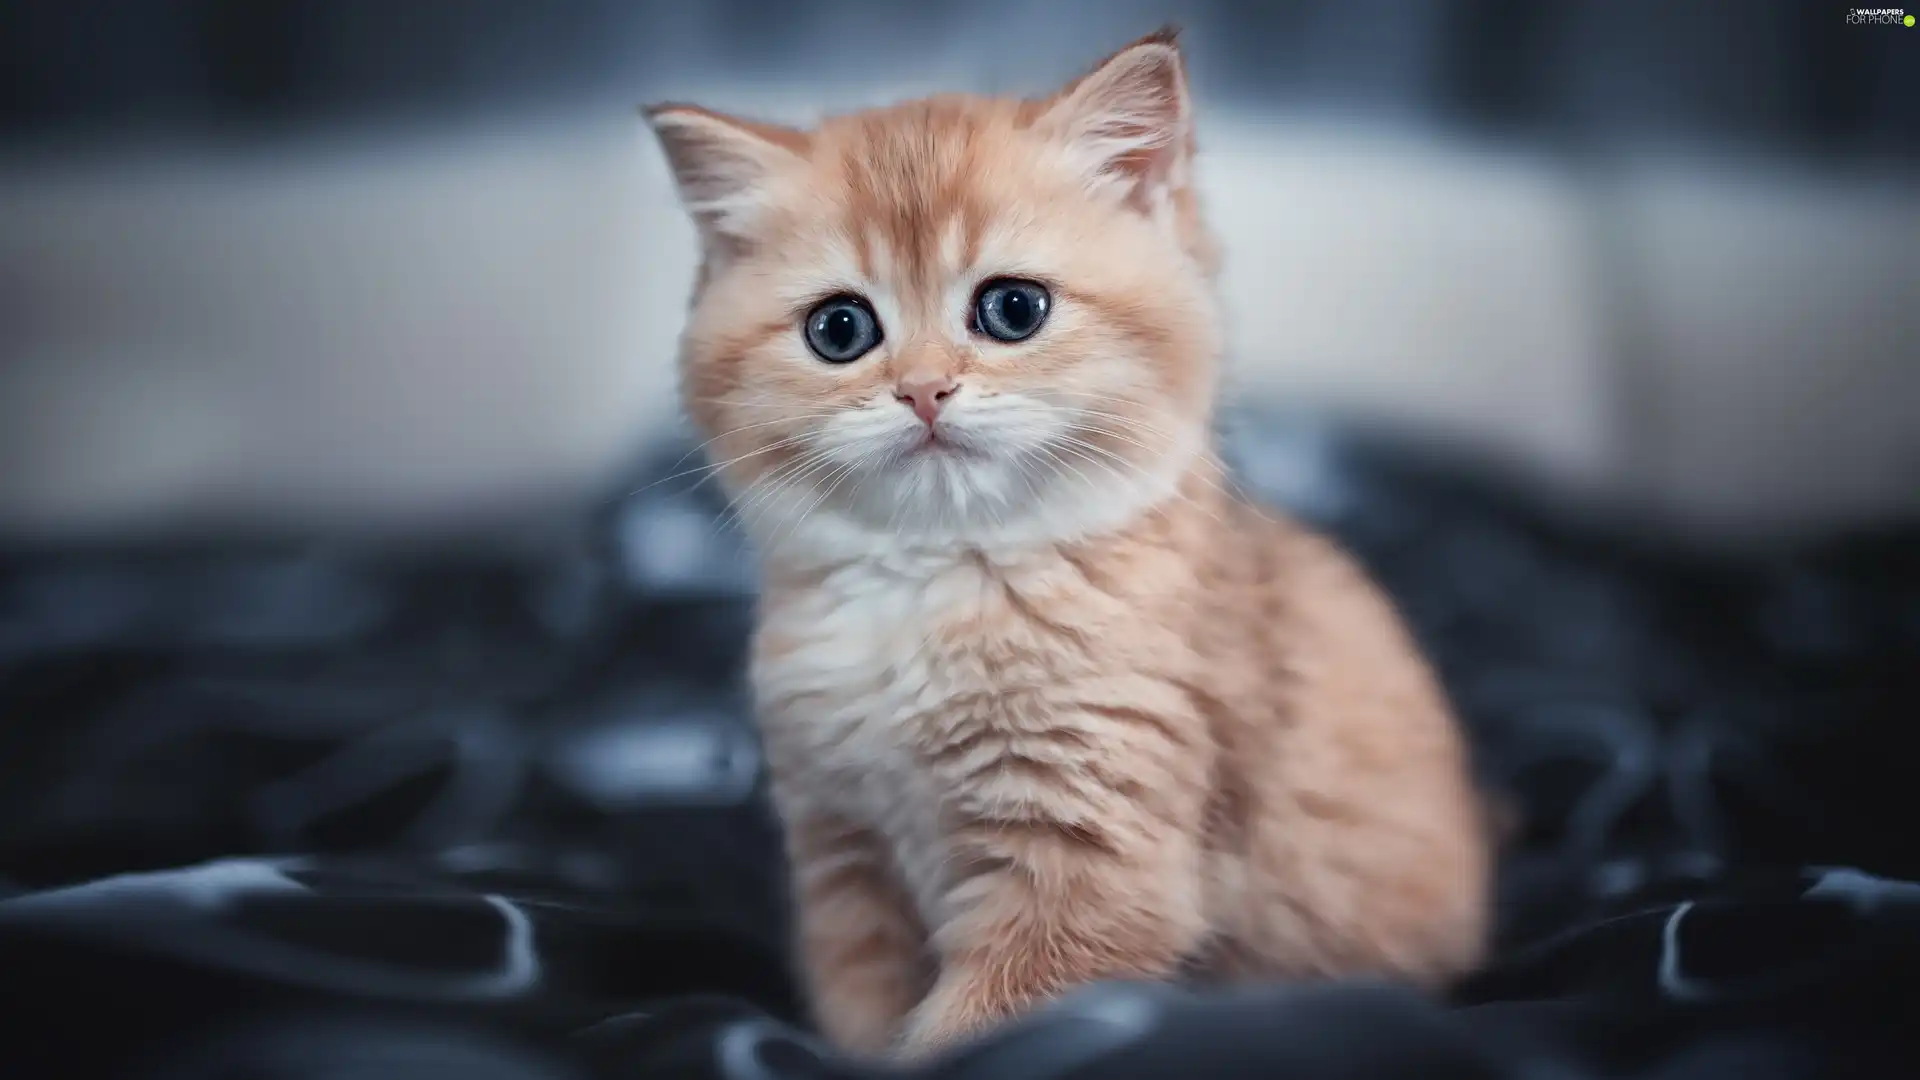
[895,375,958,425]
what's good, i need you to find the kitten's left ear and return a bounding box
[643,103,810,248]
[1041,27,1195,204]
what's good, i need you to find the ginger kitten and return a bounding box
[645,28,1492,1062]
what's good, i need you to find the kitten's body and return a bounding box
[755,470,1488,1053]
[647,30,1491,1060]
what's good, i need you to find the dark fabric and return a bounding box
[3,416,1917,1079]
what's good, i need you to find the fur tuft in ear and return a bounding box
[1041,28,1194,202]
[643,104,809,246]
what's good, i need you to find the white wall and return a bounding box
[2,108,1915,539]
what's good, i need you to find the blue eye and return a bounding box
[972,279,1051,342]
[804,296,882,363]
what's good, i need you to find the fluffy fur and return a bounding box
[646,29,1493,1061]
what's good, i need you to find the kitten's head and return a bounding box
[648,29,1221,554]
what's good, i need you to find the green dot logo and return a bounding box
[1906,14,1915,25]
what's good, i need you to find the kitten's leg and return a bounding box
[786,813,934,1057]
[897,783,1210,1059]
[1231,714,1491,986]
[1228,531,1494,987]
[1235,782,1491,988]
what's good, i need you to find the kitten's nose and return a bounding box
[895,374,958,425]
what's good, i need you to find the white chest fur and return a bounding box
[751,548,1035,916]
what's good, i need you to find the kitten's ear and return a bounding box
[1041,27,1194,203]
[643,104,809,246]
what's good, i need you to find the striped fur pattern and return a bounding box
[646,29,1492,1061]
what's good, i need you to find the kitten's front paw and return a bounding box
[892,1011,972,1064]
[893,983,983,1063]
[821,1005,908,1061]
[891,972,1023,1063]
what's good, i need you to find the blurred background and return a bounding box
[0,6,1918,1076]
[3,0,1916,542]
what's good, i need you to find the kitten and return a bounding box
[646,28,1493,1062]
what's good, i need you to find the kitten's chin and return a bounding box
[745,432,1205,564]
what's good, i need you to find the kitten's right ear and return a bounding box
[642,104,809,246]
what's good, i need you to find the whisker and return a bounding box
[1068,420,1236,499]
[1049,403,1242,504]
[634,400,841,488]
[729,446,842,525]
[712,443,844,537]
[620,430,823,504]
[686,398,845,415]
[765,459,859,554]
[1031,443,1103,502]
[1052,435,1227,527]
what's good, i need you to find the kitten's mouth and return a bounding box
[908,428,973,458]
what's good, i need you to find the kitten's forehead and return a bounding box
[793,98,1055,306]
